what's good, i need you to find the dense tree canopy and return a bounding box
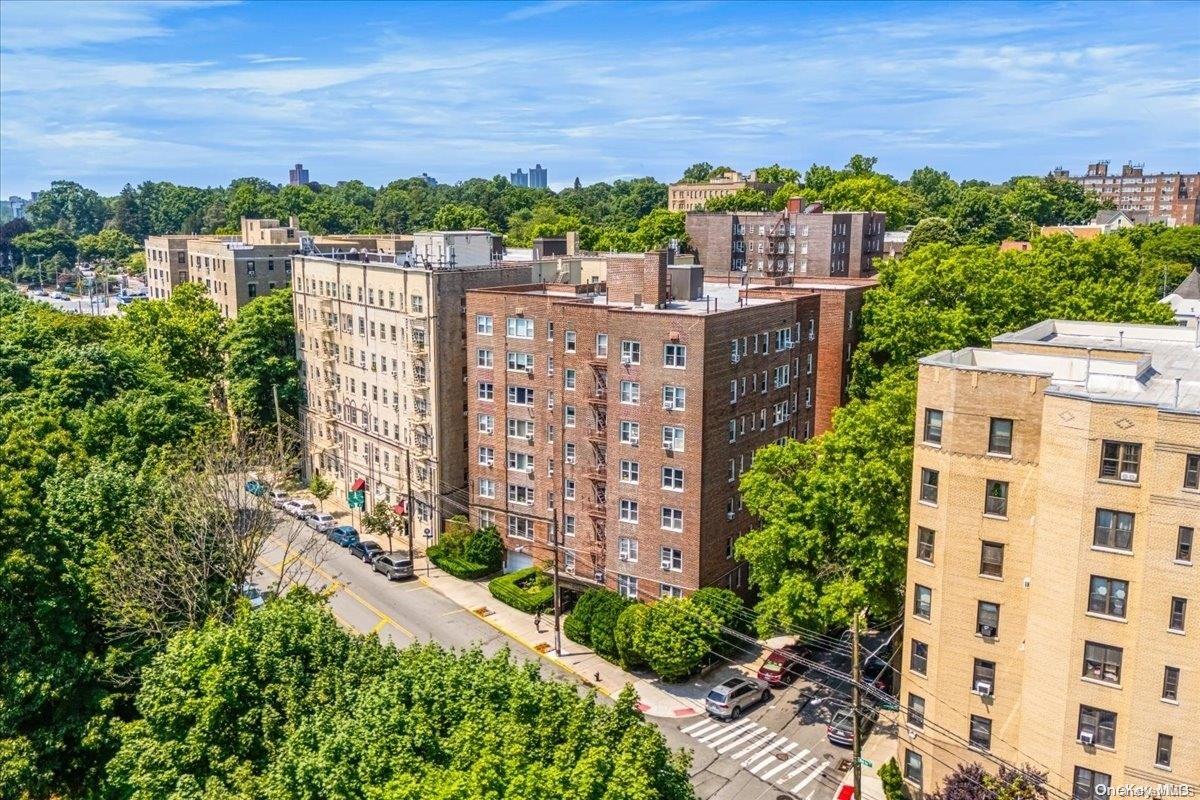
[222,287,301,425]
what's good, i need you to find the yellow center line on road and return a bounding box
[369,618,388,635]
[264,533,415,640]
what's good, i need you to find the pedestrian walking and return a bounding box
[534,610,543,633]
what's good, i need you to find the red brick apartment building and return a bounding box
[1051,161,1200,226]
[465,252,838,601]
[686,197,886,279]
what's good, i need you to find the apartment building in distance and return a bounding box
[1051,162,1200,226]
[465,251,825,597]
[143,235,193,299]
[293,232,531,538]
[668,169,781,212]
[687,197,887,279]
[899,320,1198,798]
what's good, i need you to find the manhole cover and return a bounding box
[836,758,851,772]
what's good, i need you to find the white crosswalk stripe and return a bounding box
[683,718,834,797]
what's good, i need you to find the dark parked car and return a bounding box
[328,525,360,547]
[349,539,384,564]
[244,479,266,496]
[863,654,894,693]
[827,706,876,747]
[756,644,809,687]
[705,676,770,720]
[373,553,414,581]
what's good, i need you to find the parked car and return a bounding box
[52,291,69,300]
[240,583,268,611]
[269,489,290,507]
[827,706,876,747]
[31,287,48,297]
[757,644,809,687]
[245,479,266,497]
[282,499,316,519]
[373,553,414,581]
[863,654,894,693]
[328,525,360,547]
[305,512,335,533]
[348,539,383,563]
[705,676,770,720]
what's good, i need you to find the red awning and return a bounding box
[392,502,407,516]
[350,478,366,491]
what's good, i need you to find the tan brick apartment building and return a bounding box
[1051,162,1200,226]
[464,252,825,599]
[292,235,531,538]
[899,320,1198,798]
[686,198,886,278]
[668,169,780,212]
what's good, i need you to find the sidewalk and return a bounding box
[835,727,898,800]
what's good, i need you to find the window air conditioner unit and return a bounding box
[525,465,534,475]
[973,681,992,697]
[663,443,674,453]
[566,456,576,465]
[726,511,735,520]
[618,554,628,562]
[1078,730,1094,746]
[1119,471,1137,481]
[731,354,741,364]
[526,367,533,376]
[526,435,534,444]
[629,435,639,446]
[663,401,675,410]
[979,625,996,638]
[621,355,632,365]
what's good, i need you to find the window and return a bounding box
[1087,576,1128,618]
[507,418,534,439]
[1093,509,1134,551]
[1083,642,1122,684]
[476,314,494,334]
[547,322,554,340]
[1073,768,1111,800]
[506,317,534,338]
[564,479,576,501]
[620,340,640,364]
[920,468,939,503]
[663,343,686,368]
[661,467,684,491]
[564,442,576,463]
[411,295,423,313]
[1099,440,1141,481]
[972,659,995,694]
[477,348,493,368]
[507,386,534,406]
[910,640,928,674]
[661,507,683,531]
[969,715,992,751]
[507,485,534,506]
[1162,666,1180,701]
[662,426,685,452]
[980,541,1004,577]
[478,478,495,498]
[773,364,790,388]
[565,331,577,352]
[977,601,999,637]
[564,516,575,536]
[507,515,533,541]
[1155,734,1173,768]
[661,547,683,572]
[564,369,576,390]
[985,480,1009,516]
[907,694,925,729]
[619,421,640,444]
[662,385,685,410]
[903,750,923,786]
[916,527,935,563]
[247,284,257,299]
[507,351,535,371]
[1185,454,1200,490]
[478,446,494,466]
[619,499,639,523]
[988,418,1013,455]
[913,584,932,619]
[478,382,494,401]
[617,574,638,600]
[661,583,683,599]
[618,537,638,562]
[478,414,494,434]
[1178,527,1194,563]
[596,333,608,356]
[1169,596,1187,632]
[620,460,639,483]
[1077,705,1116,749]
[923,409,943,444]
[619,380,640,404]
[564,405,576,427]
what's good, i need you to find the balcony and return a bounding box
[586,427,607,444]
[587,387,607,404]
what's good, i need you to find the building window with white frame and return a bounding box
[478,478,495,499]
[478,446,494,466]
[477,414,494,434]
[662,426,684,451]
[663,385,685,410]
[620,380,640,404]
[478,382,494,401]
[507,484,534,506]
[565,442,576,464]
[477,348,493,368]
[565,331,577,352]
[661,507,683,531]
[507,515,534,541]
[664,343,686,368]
[564,368,576,390]
[620,460,639,483]
[596,333,608,356]
[661,466,684,491]
[506,317,534,338]
[618,537,638,562]
[619,499,639,523]
[620,421,640,444]
[507,351,534,371]
[617,574,638,600]
[564,479,575,500]
[660,547,683,572]
[660,583,683,599]
[621,340,641,364]
[564,405,576,427]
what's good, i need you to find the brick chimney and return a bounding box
[606,250,669,307]
[786,196,805,215]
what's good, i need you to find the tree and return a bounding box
[691,586,752,645]
[681,162,715,182]
[949,186,1018,244]
[769,183,805,210]
[308,473,333,509]
[907,166,959,217]
[844,154,878,176]
[26,180,108,235]
[361,501,404,553]
[879,758,908,800]
[614,602,650,669]
[634,597,719,681]
[107,594,695,799]
[929,764,1047,800]
[905,217,960,252]
[704,188,769,212]
[804,164,840,194]
[433,202,491,231]
[222,288,299,427]
[115,281,226,384]
[634,208,687,249]
[12,228,78,280]
[76,227,140,264]
[822,175,919,227]
[464,526,503,570]
[0,217,33,273]
[754,163,801,184]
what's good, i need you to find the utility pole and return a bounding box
[851,607,865,800]
[271,383,284,462]
[404,449,415,565]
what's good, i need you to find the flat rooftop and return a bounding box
[482,280,793,316]
[922,320,1200,413]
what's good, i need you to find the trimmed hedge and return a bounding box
[563,588,606,645]
[427,544,495,580]
[488,568,554,613]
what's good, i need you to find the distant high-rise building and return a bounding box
[510,169,529,187]
[529,163,548,189]
[1052,161,1199,226]
[421,172,438,187]
[289,163,310,186]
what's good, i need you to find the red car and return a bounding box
[756,644,808,687]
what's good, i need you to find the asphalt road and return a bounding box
[257,515,855,800]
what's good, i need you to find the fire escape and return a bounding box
[585,353,609,583]
[765,216,789,276]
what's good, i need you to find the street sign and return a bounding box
[856,758,873,768]
[347,490,365,509]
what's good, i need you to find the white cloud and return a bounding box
[501,1,580,22]
[0,0,234,50]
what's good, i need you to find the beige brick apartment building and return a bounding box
[899,320,1199,798]
[292,234,530,537]
[464,252,825,598]
[667,169,780,212]
[1051,162,1199,227]
[686,198,886,278]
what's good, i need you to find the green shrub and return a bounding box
[563,587,607,645]
[488,568,554,614]
[691,587,750,653]
[634,597,719,682]
[879,758,907,800]
[614,603,649,669]
[440,515,473,556]
[427,544,495,580]
[589,591,631,660]
[464,526,503,571]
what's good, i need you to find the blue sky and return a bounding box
[1,0,1197,197]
